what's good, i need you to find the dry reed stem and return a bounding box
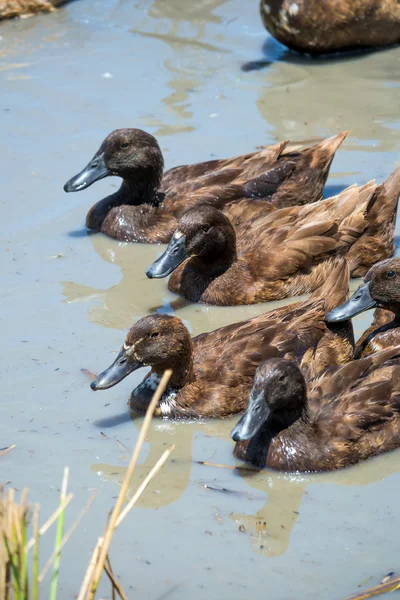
[38,493,96,583]
[0,446,15,459]
[116,445,175,527]
[25,493,73,551]
[32,503,40,600]
[104,557,116,600]
[87,369,172,600]
[103,558,128,600]
[342,577,400,600]
[77,538,103,600]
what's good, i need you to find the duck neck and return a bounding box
[270,404,310,437]
[245,402,311,469]
[117,164,164,207]
[152,337,195,391]
[384,303,400,320]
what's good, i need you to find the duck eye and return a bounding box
[201,224,210,233]
[387,270,396,278]
[120,142,130,149]
[150,332,159,338]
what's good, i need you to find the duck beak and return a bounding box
[231,391,270,442]
[325,281,376,323]
[90,348,142,391]
[146,234,188,279]
[64,152,110,192]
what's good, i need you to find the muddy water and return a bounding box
[1,0,400,598]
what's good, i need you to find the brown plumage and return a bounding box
[147,168,400,305]
[90,258,354,418]
[346,167,400,277]
[327,257,400,358]
[233,347,400,472]
[260,0,400,55]
[63,128,347,243]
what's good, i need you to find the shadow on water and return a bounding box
[67,228,90,238]
[148,295,193,314]
[241,36,398,72]
[93,411,135,429]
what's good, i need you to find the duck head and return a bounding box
[231,358,306,442]
[326,258,400,322]
[64,128,164,193]
[91,313,193,391]
[146,205,236,278]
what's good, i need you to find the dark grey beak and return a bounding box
[64,152,110,192]
[231,391,270,442]
[90,348,142,391]
[325,281,376,323]
[146,234,188,279]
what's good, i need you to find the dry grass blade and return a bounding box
[77,539,103,600]
[105,557,116,600]
[38,493,96,583]
[25,493,73,551]
[104,557,128,600]
[342,577,400,600]
[0,446,15,458]
[87,369,172,600]
[116,445,175,527]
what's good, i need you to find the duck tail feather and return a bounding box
[346,166,400,277]
[317,130,349,153]
[309,257,350,312]
[366,166,400,229]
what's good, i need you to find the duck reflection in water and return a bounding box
[91,416,400,558]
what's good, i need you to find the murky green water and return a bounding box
[1,1,400,598]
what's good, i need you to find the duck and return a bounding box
[260,0,400,55]
[232,346,400,472]
[63,128,347,243]
[326,257,400,358]
[90,258,354,417]
[146,167,400,305]
[0,0,68,20]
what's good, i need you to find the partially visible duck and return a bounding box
[146,170,400,305]
[326,257,400,358]
[260,0,400,55]
[90,258,353,417]
[0,0,69,20]
[64,129,347,243]
[232,346,400,472]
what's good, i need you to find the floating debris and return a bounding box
[81,368,97,381]
[0,445,15,458]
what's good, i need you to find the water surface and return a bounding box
[1,1,400,598]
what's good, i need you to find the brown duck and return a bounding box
[260,0,400,55]
[64,128,347,243]
[146,168,400,305]
[326,257,400,358]
[90,258,353,417]
[232,346,400,472]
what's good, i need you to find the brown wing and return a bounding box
[159,142,288,202]
[308,347,400,454]
[347,166,400,277]
[234,182,376,285]
[269,131,348,208]
[160,132,347,215]
[192,258,351,387]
